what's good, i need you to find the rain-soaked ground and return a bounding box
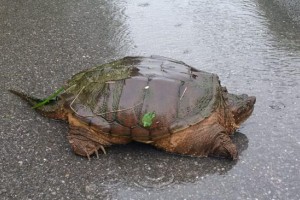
[1,0,300,199]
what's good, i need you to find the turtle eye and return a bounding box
[221,87,228,93]
[191,74,197,79]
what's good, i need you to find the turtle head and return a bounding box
[226,92,256,126]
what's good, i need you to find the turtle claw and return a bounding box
[85,146,104,160]
[85,146,105,160]
[100,145,106,155]
[86,152,91,161]
[95,149,99,158]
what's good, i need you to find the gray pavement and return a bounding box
[1,0,300,199]
[273,0,300,23]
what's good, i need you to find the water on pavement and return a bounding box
[1,0,299,199]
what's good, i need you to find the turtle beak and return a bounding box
[228,94,256,126]
[248,96,256,106]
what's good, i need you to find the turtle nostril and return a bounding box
[248,96,256,105]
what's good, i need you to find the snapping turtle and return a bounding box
[10,56,255,160]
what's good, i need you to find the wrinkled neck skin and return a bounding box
[226,93,256,126]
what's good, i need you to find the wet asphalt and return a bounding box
[1,0,300,199]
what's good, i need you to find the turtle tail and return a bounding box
[9,89,66,120]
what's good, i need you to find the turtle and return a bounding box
[10,56,256,160]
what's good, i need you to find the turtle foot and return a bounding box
[67,125,109,160]
[210,133,238,160]
[67,136,107,160]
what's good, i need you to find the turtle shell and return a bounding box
[60,56,225,142]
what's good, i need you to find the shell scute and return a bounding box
[61,56,224,141]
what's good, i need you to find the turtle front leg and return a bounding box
[209,132,238,159]
[153,123,238,160]
[67,125,111,160]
